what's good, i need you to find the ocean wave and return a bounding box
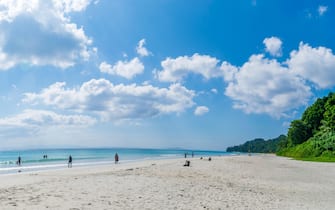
[0,160,16,165]
[0,163,67,172]
[159,154,179,157]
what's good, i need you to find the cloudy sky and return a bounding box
[0,0,334,150]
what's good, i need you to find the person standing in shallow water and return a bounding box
[114,153,119,164]
[17,156,22,166]
[68,155,72,168]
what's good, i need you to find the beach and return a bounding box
[0,155,334,210]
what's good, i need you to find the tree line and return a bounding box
[277,92,335,161]
[226,135,286,153]
[227,92,335,161]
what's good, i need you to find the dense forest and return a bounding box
[277,92,335,161]
[226,92,335,161]
[226,135,286,153]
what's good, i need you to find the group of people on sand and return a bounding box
[183,152,194,167]
[183,152,212,167]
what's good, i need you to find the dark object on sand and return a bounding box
[209,157,212,161]
[183,160,190,167]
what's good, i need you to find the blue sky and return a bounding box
[0,0,335,150]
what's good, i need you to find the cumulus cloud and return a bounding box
[156,53,221,82]
[23,79,196,121]
[222,42,335,117]
[194,106,209,116]
[136,39,151,57]
[318,5,328,16]
[0,0,93,70]
[221,61,239,82]
[211,88,218,94]
[263,37,282,57]
[0,109,96,127]
[223,54,312,118]
[287,42,335,89]
[0,109,97,138]
[53,0,92,12]
[153,39,335,118]
[99,58,144,79]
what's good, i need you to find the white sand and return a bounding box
[0,155,334,210]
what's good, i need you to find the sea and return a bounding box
[0,148,233,175]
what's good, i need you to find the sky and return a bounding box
[0,0,335,150]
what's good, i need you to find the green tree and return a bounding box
[226,135,286,153]
[287,120,310,146]
[323,93,335,132]
[277,92,335,161]
[301,97,327,134]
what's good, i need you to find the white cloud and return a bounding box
[53,0,92,13]
[221,41,335,117]
[156,53,221,82]
[318,5,328,16]
[194,106,209,116]
[287,42,335,89]
[136,39,151,57]
[0,0,93,70]
[23,79,196,121]
[221,61,239,82]
[153,40,335,118]
[211,88,218,94]
[263,37,282,57]
[99,57,144,79]
[0,109,96,127]
[223,54,312,118]
[0,109,96,138]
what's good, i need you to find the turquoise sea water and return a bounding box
[0,148,232,174]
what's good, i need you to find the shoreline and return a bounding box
[0,151,233,175]
[0,148,231,175]
[0,156,185,176]
[1,155,334,209]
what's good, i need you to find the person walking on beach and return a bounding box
[114,153,119,164]
[68,155,72,168]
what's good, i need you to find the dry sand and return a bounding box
[0,155,334,210]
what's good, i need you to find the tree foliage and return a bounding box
[277,92,335,161]
[226,92,335,161]
[301,96,327,134]
[323,93,335,131]
[287,120,311,146]
[226,135,286,153]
